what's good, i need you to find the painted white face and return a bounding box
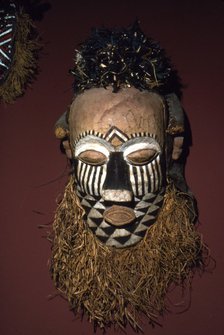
[69,87,166,248]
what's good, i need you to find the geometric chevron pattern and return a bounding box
[76,185,165,248]
[0,3,16,83]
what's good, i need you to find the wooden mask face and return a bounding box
[68,87,167,248]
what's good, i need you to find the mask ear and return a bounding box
[55,110,72,159]
[165,94,190,194]
[55,111,69,139]
[172,136,184,160]
[165,93,185,159]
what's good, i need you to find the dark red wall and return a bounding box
[1,1,224,334]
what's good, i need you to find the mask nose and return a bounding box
[101,152,133,202]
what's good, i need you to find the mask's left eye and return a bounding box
[126,148,157,165]
[78,150,107,165]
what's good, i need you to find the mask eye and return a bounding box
[126,149,157,165]
[78,150,107,165]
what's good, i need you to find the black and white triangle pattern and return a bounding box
[76,185,165,248]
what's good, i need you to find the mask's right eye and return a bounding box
[78,150,107,165]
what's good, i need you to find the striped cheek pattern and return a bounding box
[128,154,163,197]
[76,160,107,196]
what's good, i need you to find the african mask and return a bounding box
[0,1,40,103]
[51,23,208,331]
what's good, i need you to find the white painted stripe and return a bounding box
[0,48,10,60]
[147,163,154,193]
[0,28,12,37]
[75,142,110,157]
[77,160,82,179]
[5,15,16,19]
[0,38,12,46]
[156,155,162,190]
[152,159,158,191]
[129,165,137,195]
[0,60,8,68]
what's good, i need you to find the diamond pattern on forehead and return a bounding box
[103,126,129,143]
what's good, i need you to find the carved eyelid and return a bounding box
[78,150,108,165]
[125,150,158,166]
[121,137,161,159]
[74,135,161,161]
[74,136,114,157]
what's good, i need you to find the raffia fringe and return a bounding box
[0,9,40,103]
[50,177,210,331]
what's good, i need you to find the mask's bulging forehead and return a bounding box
[69,87,166,145]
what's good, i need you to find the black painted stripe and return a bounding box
[97,166,103,194]
[86,165,93,194]
[155,156,161,190]
[94,166,101,195]
[140,166,145,195]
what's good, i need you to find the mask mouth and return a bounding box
[103,205,136,226]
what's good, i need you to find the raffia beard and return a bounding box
[50,176,209,331]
